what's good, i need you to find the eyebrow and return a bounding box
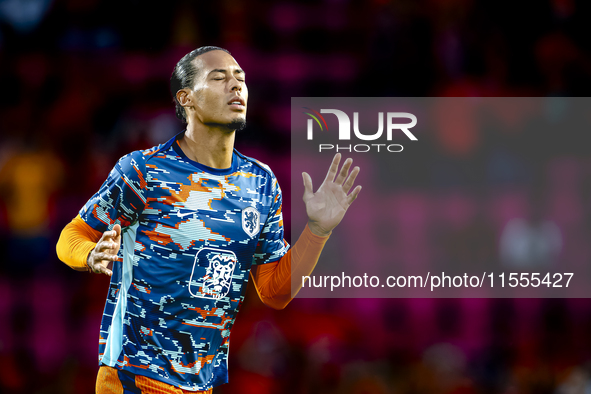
[208,68,245,75]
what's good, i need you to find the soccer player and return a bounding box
[56,46,361,393]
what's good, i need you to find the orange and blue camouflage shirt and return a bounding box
[79,133,289,390]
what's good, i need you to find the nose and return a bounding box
[229,75,243,92]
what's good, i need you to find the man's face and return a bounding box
[186,50,248,130]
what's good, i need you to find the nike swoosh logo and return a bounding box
[176,211,195,218]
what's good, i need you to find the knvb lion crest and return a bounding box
[242,207,260,238]
[202,254,236,298]
[189,249,237,299]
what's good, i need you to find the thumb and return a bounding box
[113,224,122,237]
[302,172,314,202]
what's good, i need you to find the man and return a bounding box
[56,46,361,393]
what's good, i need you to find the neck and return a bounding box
[179,121,236,169]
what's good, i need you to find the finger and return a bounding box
[101,229,119,241]
[323,153,341,184]
[343,166,360,194]
[96,240,119,252]
[88,259,112,276]
[95,251,119,262]
[95,265,113,276]
[335,158,353,185]
[103,241,119,252]
[112,224,122,241]
[302,172,314,202]
[96,241,108,252]
[346,185,362,205]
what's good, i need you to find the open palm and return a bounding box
[303,153,361,237]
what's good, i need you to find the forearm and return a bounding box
[250,224,330,309]
[56,214,102,271]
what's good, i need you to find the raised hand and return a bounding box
[302,153,361,237]
[87,224,121,276]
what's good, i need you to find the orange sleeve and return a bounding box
[56,214,103,271]
[250,224,330,310]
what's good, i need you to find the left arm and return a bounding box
[251,153,361,309]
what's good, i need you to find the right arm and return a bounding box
[56,215,121,276]
[56,151,146,275]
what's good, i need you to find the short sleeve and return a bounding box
[79,151,147,232]
[253,176,290,265]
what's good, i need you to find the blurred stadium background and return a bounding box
[2,0,591,393]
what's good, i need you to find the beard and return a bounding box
[227,118,246,131]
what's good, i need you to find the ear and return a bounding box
[176,88,192,107]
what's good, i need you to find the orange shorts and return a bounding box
[96,366,213,394]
